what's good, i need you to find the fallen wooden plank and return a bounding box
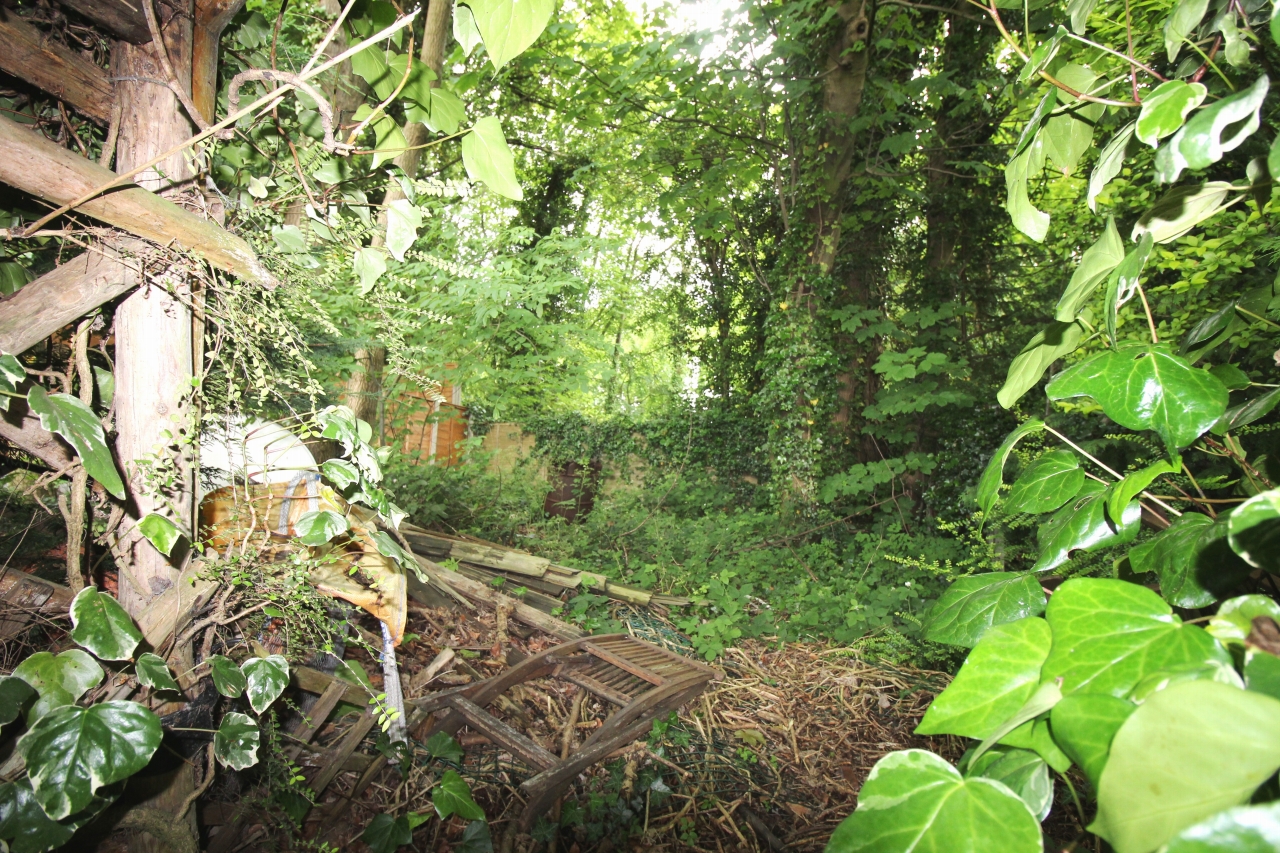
[445,694,558,769]
[0,11,116,123]
[287,679,348,759]
[0,569,74,637]
[56,0,150,44]
[0,242,144,356]
[451,540,550,577]
[421,556,583,641]
[135,560,218,648]
[0,115,279,289]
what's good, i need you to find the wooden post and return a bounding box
[109,4,200,849]
[192,1,248,124]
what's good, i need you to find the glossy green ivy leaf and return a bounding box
[1137,81,1207,147]
[1133,182,1237,243]
[1128,660,1243,703]
[924,573,1047,647]
[1208,363,1250,391]
[1092,680,1280,853]
[19,700,161,820]
[1130,514,1251,608]
[917,617,1050,739]
[976,420,1044,524]
[69,587,142,662]
[997,314,1092,408]
[137,513,182,558]
[1103,232,1154,348]
[1088,123,1135,212]
[241,655,290,714]
[1105,457,1177,528]
[432,770,485,821]
[1227,488,1280,572]
[826,749,1042,853]
[26,386,124,499]
[214,712,260,770]
[1041,65,1103,178]
[1004,451,1084,515]
[385,198,423,263]
[1055,218,1124,322]
[1032,483,1140,572]
[321,458,360,490]
[0,779,74,853]
[459,0,553,70]
[353,248,387,296]
[294,509,350,546]
[1156,76,1269,183]
[360,813,414,853]
[1046,345,1228,453]
[135,653,179,693]
[461,117,521,200]
[1049,693,1134,788]
[425,731,464,763]
[1244,649,1280,700]
[350,45,396,100]
[1165,0,1210,60]
[13,650,101,724]
[455,820,492,853]
[1208,595,1280,644]
[966,747,1052,821]
[371,530,411,567]
[1215,386,1280,434]
[972,680,1063,768]
[1164,802,1280,852]
[426,89,465,136]
[0,354,24,413]
[1042,578,1230,697]
[0,678,33,727]
[207,655,247,698]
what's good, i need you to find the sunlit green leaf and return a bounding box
[1055,218,1124,322]
[1130,514,1251,608]
[1137,81,1207,147]
[1164,802,1280,852]
[976,419,1044,523]
[1209,363,1251,390]
[69,587,142,662]
[135,653,179,693]
[386,198,423,263]
[1049,693,1134,788]
[427,90,465,135]
[241,655,290,714]
[1103,232,1154,348]
[460,0,554,70]
[1133,182,1238,243]
[1032,482,1140,572]
[1165,0,1210,61]
[1208,595,1280,644]
[26,386,124,499]
[454,2,484,56]
[12,651,102,724]
[1005,451,1084,515]
[1156,76,1269,183]
[321,458,361,490]
[924,573,1046,647]
[1005,134,1049,242]
[462,117,522,200]
[354,248,387,296]
[966,746,1052,821]
[1088,123,1134,212]
[294,509,350,546]
[997,313,1092,408]
[1104,456,1176,529]
[137,513,183,558]
[207,655,247,699]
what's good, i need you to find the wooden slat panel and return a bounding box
[446,695,558,770]
[563,671,633,707]
[583,641,664,686]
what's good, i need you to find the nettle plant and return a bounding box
[829,0,1280,851]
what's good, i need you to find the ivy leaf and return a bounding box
[371,530,411,566]
[19,701,162,820]
[207,655,247,699]
[1066,0,1097,31]
[1055,218,1124,322]
[1032,482,1141,572]
[1164,802,1280,852]
[1270,134,1280,182]
[360,813,414,853]
[1041,66,1103,178]
[825,750,1042,853]
[425,731,464,763]
[0,354,24,412]
[1209,363,1251,390]
[137,513,182,557]
[0,677,34,727]
[69,587,142,662]
[1017,27,1065,83]
[1156,76,1269,183]
[455,821,493,853]
[966,746,1053,821]
[1130,514,1251,608]
[1088,123,1134,212]
[353,248,387,296]
[1104,456,1177,527]
[1005,451,1084,515]
[350,45,396,100]
[1049,693,1135,788]
[0,780,75,853]
[386,198,423,263]
[1103,232,1154,348]
[294,509,350,546]
[352,105,410,171]
[976,419,1044,524]
[1005,135,1050,242]
[923,573,1046,647]
[1245,649,1280,700]
[321,458,361,490]
[997,313,1092,408]
[1165,0,1211,61]
[462,117,522,201]
[135,653,179,694]
[453,2,484,56]
[241,655,290,714]
[432,770,485,820]
[1092,680,1280,853]
[1137,81,1208,147]
[916,617,1051,739]
[1046,345,1229,454]
[1208,595,1280,645]
[12,651,102,724]
[1227,488,1280,572]
[1041,578,1230,698]
[25,386,124,499]
[1135,182,1239,244]
[459,0,554,70]
[214,712,260,770]
[426,90,466,136]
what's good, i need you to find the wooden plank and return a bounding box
[561,670,633,707]
[0,11,116,123]
[0,114,278,289]
[287,679,347,758]
[291,664,368,706]
[450,541,550,577]
[56,0,151,44]
[0,402,75,471]
[421,556,583,641]
[445,695,558,770]
[0,242,144,357]
[582,642,665,686]
[192,0,246,123]
[0,570,67,637]
[306,708,376,796]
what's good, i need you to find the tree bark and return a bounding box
[0,10,116,123]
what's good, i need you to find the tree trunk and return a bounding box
[110,4,200,849]
[339,0,452,427]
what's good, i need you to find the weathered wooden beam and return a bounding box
[0,403,75,471]
[0,569,75,638]
[0,241,145,356]
[0,114,278,289]
[56,0,150,44]
[192,0,247,123]
[0,11,116,123]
